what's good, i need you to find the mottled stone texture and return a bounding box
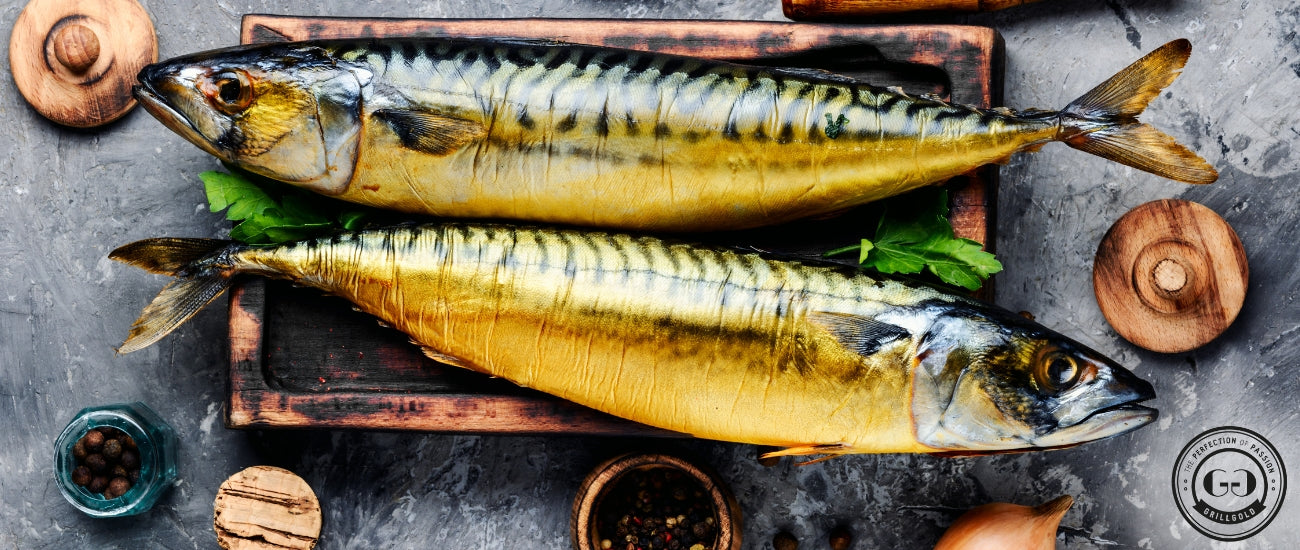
[1,0,1296,548]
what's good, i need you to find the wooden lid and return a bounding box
[8,0,157,127]
[1093,199,1248,353]
[214,466,322,550]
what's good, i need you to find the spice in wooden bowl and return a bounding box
[596,466,717,549]
[572,453,741,550]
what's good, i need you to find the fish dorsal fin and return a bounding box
[372,109,486,156]
[807,311,910,357]
[444,36,571,49]
[766,66,860,85]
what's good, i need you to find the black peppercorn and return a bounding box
[773,531,798,550]
[119,448,139,469]
[72,439,88,460]
[84,453,108,474]
[87,475,109,494]
[104,477,131,499]
[102,438,123,461]
[71,466,92,486]
[111,464,128,478]
[692,521,711,540]
[121,435,137,451]
[81,430,105,451]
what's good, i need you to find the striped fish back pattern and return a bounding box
[329,39,1019,151]
[252,224,947,341]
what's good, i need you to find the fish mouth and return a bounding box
[1033,400,1158,449]
[133,78,229,161]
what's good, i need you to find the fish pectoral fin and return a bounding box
[416,344,492,374]
[372,109,487,156]
[807,311,910,357]
[760,443,849,464]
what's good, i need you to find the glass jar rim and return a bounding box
[54,403,173,517]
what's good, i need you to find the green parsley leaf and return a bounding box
[824,188,1002,291]
[858,238,874,264]
[339,211,370,231]
[201,167,395,246]
[200,171,276,221]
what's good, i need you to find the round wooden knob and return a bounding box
[8,0,157,127]
[52,23,100,73]
[1093,199,1248,353]
[214,466,321,550]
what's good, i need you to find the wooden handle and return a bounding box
[783,0,1039,18]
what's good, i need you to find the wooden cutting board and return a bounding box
[226,15,1003,434]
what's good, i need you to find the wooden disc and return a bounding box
[1093,199,1248,353]
[9,0,157,127]
[214,466,321,550]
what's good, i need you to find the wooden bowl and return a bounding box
[571,453,742,550]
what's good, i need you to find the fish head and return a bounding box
[134,43,369,194]
[911,305,1156,453]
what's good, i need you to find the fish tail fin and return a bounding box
[110,238,240,354]
[1058,39,1218,184]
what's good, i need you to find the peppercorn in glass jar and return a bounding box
[54,402,178,517]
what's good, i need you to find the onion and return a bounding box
[933,495,1074,550]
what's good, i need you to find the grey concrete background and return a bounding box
[1,0,1296,548]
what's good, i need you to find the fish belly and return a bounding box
[248,225,935,452]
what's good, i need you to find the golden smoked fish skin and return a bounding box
[112,224,1156,456]
[134,39,1216,231]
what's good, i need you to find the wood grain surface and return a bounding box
[1092,199,1248,353]
[782,0,1040,19]
[6,0,1298,548]
[213,466,321,550]
[226,16,1003,434]
[7,0,156,127]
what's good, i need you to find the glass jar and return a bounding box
[53,402,178,517]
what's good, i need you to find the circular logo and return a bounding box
[1172,426,1286,541]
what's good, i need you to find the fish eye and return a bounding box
[1037,350,1081,391]
[204,70,253,114]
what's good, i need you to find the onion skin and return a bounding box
[933,495,1074,550]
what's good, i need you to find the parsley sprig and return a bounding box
[201,167,387,245]
[824,189,1002,290]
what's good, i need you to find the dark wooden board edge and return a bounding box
[226,16,1003,433]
